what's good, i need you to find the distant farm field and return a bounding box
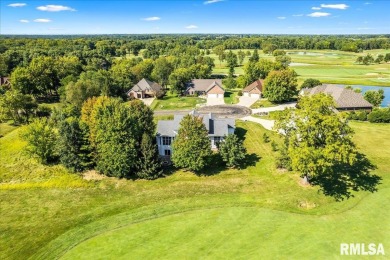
[1,120,389,259]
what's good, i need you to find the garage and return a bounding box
[208,93,224,98]
[250,93,261,99]
[243,92,250,97]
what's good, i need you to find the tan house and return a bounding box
[127,78,164,99]
[186,79,225,98]
[300,85,373,111]
[243,79,263,99]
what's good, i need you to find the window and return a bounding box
[162,136,172,145]
[214,137,222,144]
[164,149,171,156]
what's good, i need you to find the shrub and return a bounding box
[368,108,390,123]
[20,118,58,164]
[263,133,270,143]
[36,105,52,117]
[237,90,243,96]
[271,141,278,151]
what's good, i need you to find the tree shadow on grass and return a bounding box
[240,153,261,169]
[235,127,247,142]
[310,152,381,201]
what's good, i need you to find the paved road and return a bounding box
[240,116,275,130]
[237,96,258,107]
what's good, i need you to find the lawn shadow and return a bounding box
[198,153,226,176]
[239,153,261,169]
[235,127,247,142]
[310,152,381,201]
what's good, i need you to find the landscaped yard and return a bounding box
[224,90,239,104]
[150,92,206,110]
[250,99,278,109]
[1,120,389,259]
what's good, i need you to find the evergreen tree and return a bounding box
[58,117,93,172]
[172,114,212,172]
[137,133,163,179]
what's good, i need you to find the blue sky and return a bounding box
[1,1,389,34]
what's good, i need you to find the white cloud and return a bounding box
[277,17,286,20]
[8,3,26,7]
[312,7,321,10]
[308,12,331,17]
[364,2,372,5]
[19,19,29,23]
[186,25,198,29]
[37,5,75,12]
[142,16,161,21]
[33,19,51,23]
[320,4,349,10]
[204,0,224,5]
[292,14,303,17]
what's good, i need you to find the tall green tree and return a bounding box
[152,56,173,87]
[218,134,246,168]
[172,114,212,172]
[301,78,322,89]
[264,69,297,103]
[58,117,93,172]
[212,45,226,65]
[20,118,58,164]
[137,133,163,179]
[249,49,260,62]
[0,89,37,123]
[364,89,385,107]
[274,94,357,182]
[237,50,246,65]
[169,68,191,94]
[94,98,138,177]
[226,50,238,77]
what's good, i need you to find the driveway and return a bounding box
[140,98,155,106]
[240,116,275,131]
[207,97,225,106]
[237,96,258,108]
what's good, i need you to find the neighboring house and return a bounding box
[127,78,164,99]
[185,79,224,98]
[0,77,11,88]
[156,111,235,160]
[300,84,373,111]
[243,79,264,99]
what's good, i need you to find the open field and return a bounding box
[1,120,389,259]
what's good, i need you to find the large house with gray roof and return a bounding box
[127,78,164,99]
[300,84,373,111]
[185,79,225,98]
[156,111,235,160]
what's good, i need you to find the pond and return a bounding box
[340,85,390,107]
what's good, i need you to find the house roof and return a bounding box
[127,78,162,94]
[302,84,373,109]
[157,111,235,137]
[243,79,264,93]
[207,84,225,94]
[186,79,224,93]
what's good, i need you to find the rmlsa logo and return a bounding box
[340,243,385,255]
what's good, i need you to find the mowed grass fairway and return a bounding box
[0,121,389,259]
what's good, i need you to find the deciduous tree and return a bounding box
[172,114,212,171]
[218,134,246,168]
[264,69,297,103]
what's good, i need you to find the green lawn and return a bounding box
[0,121,389,259]
[150,92,206,110]
[0,123,18,137]
[250,99,278,109]
[224,90,239,104]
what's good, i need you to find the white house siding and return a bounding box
[243,92,250,97]
[251,93,261,99]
